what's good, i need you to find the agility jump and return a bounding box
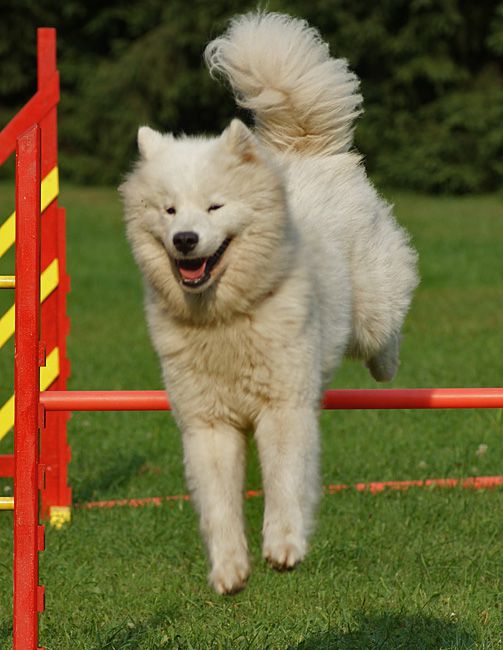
[1,29,502,650]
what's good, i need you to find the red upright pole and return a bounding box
[14,124,44,650]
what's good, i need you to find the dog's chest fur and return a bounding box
[146,288,320,430]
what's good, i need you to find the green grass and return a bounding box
[0,185,502,649]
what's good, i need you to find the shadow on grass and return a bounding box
[87,619,148,650]
[72,451,147,502]
[295,612,476,649]
[83,610,182,650]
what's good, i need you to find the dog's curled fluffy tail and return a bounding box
[205,12,363,156]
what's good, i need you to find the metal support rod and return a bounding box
[0,275,15,288]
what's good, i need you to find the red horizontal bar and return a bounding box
[40,390,172,411]
[323,387,503,409]
[39,388,503,412]
[78,475,503,511]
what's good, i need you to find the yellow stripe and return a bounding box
[0,166,59,258]
[40,346,60,391]
[0,347,60,440]
[0,259,59,349]
[0,213,15,258]
[0,307,14,350]
[41,258,59,302]
[0,497,14,510]
[0,395,14,441]
[41,167,59,213]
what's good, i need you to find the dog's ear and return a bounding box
[137,126,166,160]
[222,119,257,163]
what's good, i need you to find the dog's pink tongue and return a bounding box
[179,260,207,281]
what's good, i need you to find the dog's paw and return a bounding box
[209,555,250,595]
[263,537,307,571]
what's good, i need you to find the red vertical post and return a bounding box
[14,125,44,650]
[37,27,72,523]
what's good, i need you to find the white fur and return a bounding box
[120,12,418,595]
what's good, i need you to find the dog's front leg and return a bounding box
[255,406,321,570]
[182,422,249,594]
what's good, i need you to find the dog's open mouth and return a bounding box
[175,238,232,288]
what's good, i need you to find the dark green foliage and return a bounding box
[0,0,502,191]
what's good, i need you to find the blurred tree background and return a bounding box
[0,0,502,193]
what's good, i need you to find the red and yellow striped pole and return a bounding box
[0,28,71,527]
[36,27,72,527]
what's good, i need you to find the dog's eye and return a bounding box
[166,207,176,215]
[208,204,223,212]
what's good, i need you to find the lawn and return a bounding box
[0,185,502,649]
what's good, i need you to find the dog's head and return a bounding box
[120,119,295,322]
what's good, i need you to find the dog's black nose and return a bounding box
[173,231,199,254]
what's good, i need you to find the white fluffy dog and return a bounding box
[120,12,418,594]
